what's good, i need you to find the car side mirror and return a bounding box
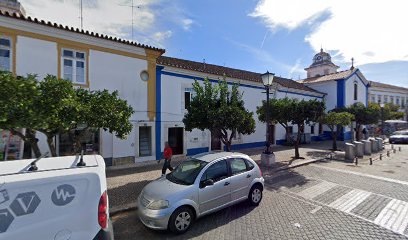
[200,179,214,188]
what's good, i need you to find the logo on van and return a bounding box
[51,184,76,206]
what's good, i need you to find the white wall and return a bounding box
[304,81,337,111]
[16,36,58,80]
[345,74,368,106]
[160,68,324,154]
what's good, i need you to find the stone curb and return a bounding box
[110,202,138,217]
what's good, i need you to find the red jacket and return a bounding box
[164,147,173,160]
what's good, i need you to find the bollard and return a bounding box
[355,157,358,166]
[393,149,397,154]
[362,140,372,155]
[345,143,356,162]
[380,154,382,160]
[353,141,364,158]
[399,147,402,152]
[370,158,373,165]
[391,144,394,150]
[387,151,390,157]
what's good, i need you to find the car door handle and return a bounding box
[224,182,230,186]
[246,174,251,178]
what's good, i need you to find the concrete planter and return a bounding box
[261,153,276,166]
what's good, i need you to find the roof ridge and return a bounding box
[0,10,165,53]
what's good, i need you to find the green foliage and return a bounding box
[382,103,405,120]
[321,111,354,151]
[0,72,134,157]
[346,102,380,140]
[257,97,325,158]
[183,78,256,151]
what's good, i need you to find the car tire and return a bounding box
[248,185,263,206]
[168,206,194,234]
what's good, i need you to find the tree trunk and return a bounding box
[331,130,338,151]
[46,134,57,157]
[294,127,302,159]
[356,124,361,141]
[225,142,231,152]
[10,128,42,158]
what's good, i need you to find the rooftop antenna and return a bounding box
[119,0,141,41]
[79,0,83,30]
[28,152,49,172]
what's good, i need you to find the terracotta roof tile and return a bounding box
[369,81,408,92]
[300,69,355,83]
[0,10,165,53]
[157,56,324,95]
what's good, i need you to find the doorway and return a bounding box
[210,131,222,151]
[139,126,152,157]
[168,127,184,155]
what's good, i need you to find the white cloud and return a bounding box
[181,18,193,31]
[19,0,192,46]
[288,58,303,78]
[153,30,172,42]
[250,0,408,65]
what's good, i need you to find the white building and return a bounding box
[155,56,325,160]
[300,49,370,140]
[368,81,408,120]
[0,11,164,165]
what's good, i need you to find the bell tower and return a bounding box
[305,48,339,78]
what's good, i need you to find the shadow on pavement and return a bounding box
[108,180,151,208]
[113,201,258,240]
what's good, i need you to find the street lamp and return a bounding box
[261,71,275,154]
[378,100,385,136]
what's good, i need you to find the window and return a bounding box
[184,88,194,110]
[402,98,405,108]
[354,82,358,100]
[59,129,99,156]
[378,95,382,103]
[200,160,228,183]
[62,49,86,84]
[230,158,247,175]
[287,126,293,134]
[390,96,394,104]
[184,91,191,109]
[310,125,315,134]
[371,95,376,103]
[245,159,255,170]
[0,36,12,71]
[396,97,400,106]
[139,126,152,157]
[384,95,388,103]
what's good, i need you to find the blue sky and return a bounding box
[21,0,408,87]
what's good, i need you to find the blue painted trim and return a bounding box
[225,141,266,151]
[276,139,286,145]
[344,69,369,87]
[161,71,323,99]
[187,147,209,156]
[343,131,352,140]
[336,79,345,107]
[366,85,369,106]
[155,66,164,160]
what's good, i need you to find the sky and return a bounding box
[20,0,408,87]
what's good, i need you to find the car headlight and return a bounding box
[147,200,169,210]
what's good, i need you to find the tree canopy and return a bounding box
[347,102,380,140]
[0,72,134,157]
[321,111,354,151]
[257,97,325,159]
[183,78,256,151]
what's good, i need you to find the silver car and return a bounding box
[137,152,264,234]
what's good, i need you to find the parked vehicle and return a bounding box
[0,154,114,240]
[389,130,408,144]
[137,152,264,234]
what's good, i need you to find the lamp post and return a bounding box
[261,71,275,154]
[379,101,385,136]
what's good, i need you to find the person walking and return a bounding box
[162,142,174,176]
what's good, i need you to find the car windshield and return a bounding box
[166,158,207,185]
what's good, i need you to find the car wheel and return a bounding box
[248,185,263,206]
[169,206,194,234]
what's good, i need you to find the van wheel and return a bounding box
[169,206,194,234]
[248,185,263,206]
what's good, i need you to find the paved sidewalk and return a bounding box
[106,140,367,214]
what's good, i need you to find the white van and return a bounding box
[0,154,114,240]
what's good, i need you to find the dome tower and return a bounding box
[305,48,339,78]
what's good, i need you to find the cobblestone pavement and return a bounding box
[107,141,342,209]
[111,159,408,239]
